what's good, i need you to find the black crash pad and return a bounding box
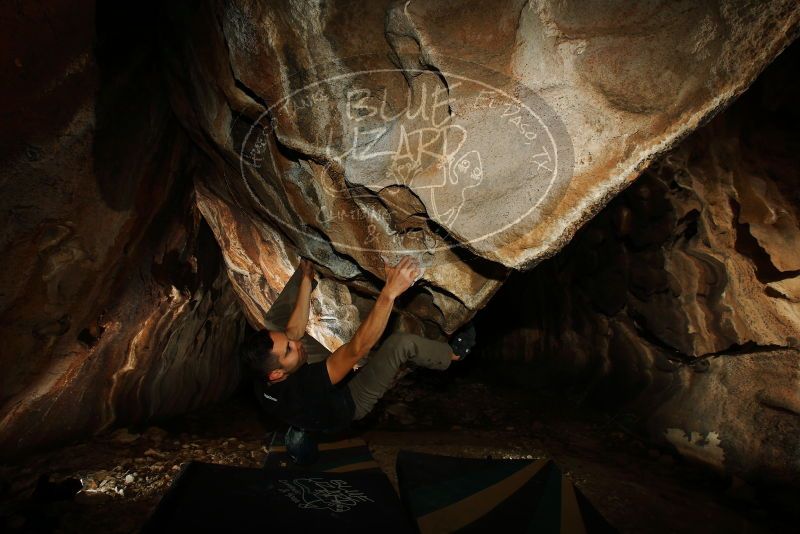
[142,461,414,532]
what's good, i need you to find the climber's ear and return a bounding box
[268,368,285,382]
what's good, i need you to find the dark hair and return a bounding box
[240,330,280,378]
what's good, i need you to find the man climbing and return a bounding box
[240,256,476,463]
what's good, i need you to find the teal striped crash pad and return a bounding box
[396,451,616,533]
[265,435,382,474]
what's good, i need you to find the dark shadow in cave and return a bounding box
[92,0,171,212]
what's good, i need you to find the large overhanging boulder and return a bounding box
[0,0,798,458]
[163,0,800,345]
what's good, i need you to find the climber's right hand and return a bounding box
[382,256,421,299]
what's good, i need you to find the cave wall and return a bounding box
[480,43,800,485]
[1,0,799,467]
[0,1,245,458]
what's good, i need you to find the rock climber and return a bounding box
[240,256,476,463]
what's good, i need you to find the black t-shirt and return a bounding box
[255,361,355,431]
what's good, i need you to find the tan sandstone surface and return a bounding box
[1,0,798,484]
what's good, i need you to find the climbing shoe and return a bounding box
[449,322,476,361]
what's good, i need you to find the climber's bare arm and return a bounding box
[284,259,315,341]
[326,256,420,385]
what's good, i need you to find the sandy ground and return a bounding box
[0,368,793,533]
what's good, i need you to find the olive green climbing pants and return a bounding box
[347,332,453,420]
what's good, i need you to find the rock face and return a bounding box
[161,0,799,346]
[1,0,799,473]
[480,43,800,485]
[0,2,245,457]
